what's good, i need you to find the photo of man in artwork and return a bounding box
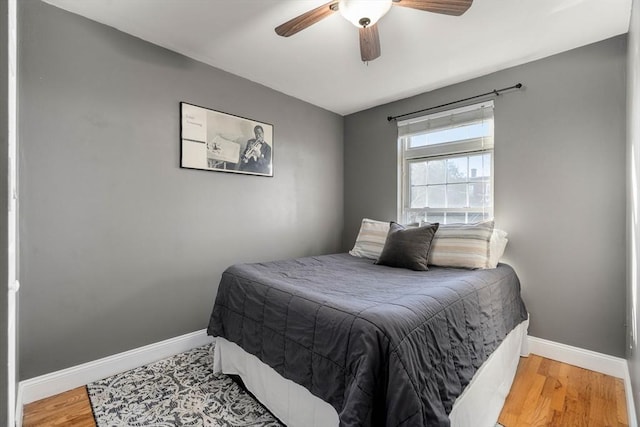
[239,125,272,175]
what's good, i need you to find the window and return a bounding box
[398,101,494,224]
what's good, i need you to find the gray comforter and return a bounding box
[207,253,527,426]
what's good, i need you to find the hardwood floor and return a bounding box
[498,355,628,427]
[22,355,629,427]
[22,387,95,427]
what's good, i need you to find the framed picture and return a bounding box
[180,102,273,177]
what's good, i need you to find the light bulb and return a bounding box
[338,0,392,28]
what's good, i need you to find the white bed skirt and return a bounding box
[213,318,529,427]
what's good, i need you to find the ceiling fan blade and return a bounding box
[275,1,339,37]
[392,0,473,16]
[359,24,381,62]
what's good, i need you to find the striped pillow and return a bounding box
[349,218,390,259]
[427,220,495,269]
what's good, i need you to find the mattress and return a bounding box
[207,253,528,426]
[213,317,529,427]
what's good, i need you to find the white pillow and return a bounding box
[487,229,508,268]
[349,218,390,259]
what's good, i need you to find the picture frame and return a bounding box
[180,102,274,177]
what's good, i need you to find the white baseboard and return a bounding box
[16,329,214,426]
[528,336,637,427]
[527,336,627,378]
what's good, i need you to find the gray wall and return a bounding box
[18,0,343,379]
[628,0,640,419]
[1,0,10,422]
[344,36,627,357]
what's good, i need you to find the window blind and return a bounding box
[397,101,494,157]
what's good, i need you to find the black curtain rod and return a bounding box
[387,83,523,122]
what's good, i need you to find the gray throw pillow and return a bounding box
[375,222,440,271]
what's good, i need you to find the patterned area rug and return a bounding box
[87,343,283,426]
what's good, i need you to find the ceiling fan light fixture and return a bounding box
[338,0,392,27]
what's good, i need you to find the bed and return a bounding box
[207,252,528,427]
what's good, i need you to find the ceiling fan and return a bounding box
[275,0,473,62]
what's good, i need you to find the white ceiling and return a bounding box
[42,0,632,115]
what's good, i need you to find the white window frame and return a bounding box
[397,101,494,224]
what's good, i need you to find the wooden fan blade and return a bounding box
[275,1,338,37]
[359,24,381,62]
[392,0,473,16]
